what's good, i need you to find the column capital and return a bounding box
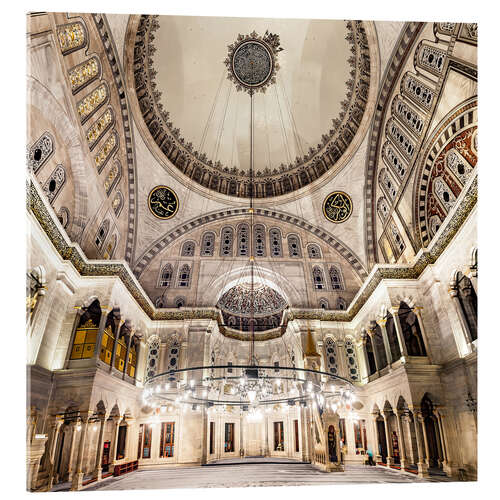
[395,409,405,417]
[448,281,459,297]
[382,409,392,419]
[377,318,387,327]
[389,306,399,316]
[79,411,92,424]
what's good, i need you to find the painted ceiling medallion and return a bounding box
[323,191,353,223]
[225,31,283,95]
[148,185,179,220]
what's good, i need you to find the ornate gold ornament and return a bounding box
[323,191,353,223]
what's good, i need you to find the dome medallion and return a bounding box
[225,31,283,95]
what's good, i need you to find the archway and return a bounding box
[421,394,441,468]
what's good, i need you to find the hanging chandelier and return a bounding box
[143,364,356,411]
[142,30,357,415]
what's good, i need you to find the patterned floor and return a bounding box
[83,462,453,491]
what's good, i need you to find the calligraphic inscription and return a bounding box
[323,191,353,223]
[148,186,179,220]
[233,41,273,87]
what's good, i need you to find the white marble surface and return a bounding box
[84,463,451,491]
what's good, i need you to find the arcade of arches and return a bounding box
[27,13,477,491]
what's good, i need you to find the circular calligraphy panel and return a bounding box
[323,191,353,223]
[232,40,273,87]
[148,185,179,220]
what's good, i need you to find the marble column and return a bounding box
[122,330,134,380]
[71,414,90,491]
[65,420,79,482]
[366,328,380,376]
[382,411,394,466]
[414,412,429,478]
[47,417,64,490]
[448,281,474,351]
[109,319,124,373]
[93,305,110,363]
[135,335,146,386]
[395,410,407,469]
[201,407,208,464]
[109,416,121,467]
[421,416,431,467]
[371,413,381,463]
[377,318,393,368]
[357,334,371,381]
[389,308,409,359]
[93,416,106,481]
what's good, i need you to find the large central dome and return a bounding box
[217,283,287,332]
[133,15,371,198]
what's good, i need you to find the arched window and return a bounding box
[312,266,325,290]
[446,149,474,186]
[220,227,234,256]
[373,324,388,369]
[325,338,338,375]
[254,224,266,257]
[42,165,66,204]
[95,219,110,250]
[167,339,181,376]
[377,197,390,223]
[146,336,160,380]
[456,272,477,341]
[181,241,195,257]
[329,266,344,290]
[365,333,377,376]
[158,264,173,287]
[344,338,360,381]
[28,131,54,173]
[201,232,215,256]
[386,315,402,361]
[57,207,70,229]
[237,224,249,256]
[287,234,302,258]
[155,296,166,308]
[174,297,185,308]
[433,177,456,213]
[177,265,191,288]
[103,234,117,259]
[398,302,427,356]
[57,21,87,54]
[112,191,124,217]
[336,297,347,310]
[70,299,102,360]
[319,298,329,310]
[379,169,397,201]
[269,228,283,257]
[307,243,321,259]
[77,83,108,124]
[389,221,405,258]
[104,160,121,196]
[382,142,407,180]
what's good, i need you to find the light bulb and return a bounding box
[248,390,257,403]
[190,379,195,388]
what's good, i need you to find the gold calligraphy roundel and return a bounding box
[322,191,353,223]
[148,186,179,220]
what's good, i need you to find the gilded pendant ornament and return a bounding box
[323,191,353,223]
[148,186,179,220]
